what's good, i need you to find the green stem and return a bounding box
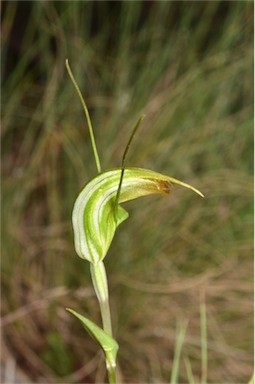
[106,360,117,384]
[90,262,116,382]
[90,262,112,335]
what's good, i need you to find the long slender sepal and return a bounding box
[115,114,145,216]
[65,59,101,173]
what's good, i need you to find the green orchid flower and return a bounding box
[72,167,203,265]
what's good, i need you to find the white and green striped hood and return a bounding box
[72,167,203,264]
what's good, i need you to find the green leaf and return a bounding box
[66,308,119,367]
[72,167,203,264]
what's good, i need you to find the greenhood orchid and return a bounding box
[65,59,203,384]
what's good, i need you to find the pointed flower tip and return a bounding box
[166,176,204,198]
[187,184,204,198]
[185,184,204,198]
[196,189,205,198]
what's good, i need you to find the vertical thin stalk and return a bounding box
[98,293,113,337]
[90,262,116,382]
[200,301,207,384]
[170,320,187,384]
[105,352,117,384]
[184,356,195,384]
[90,262,112,336]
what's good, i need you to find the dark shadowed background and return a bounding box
[1,1,253,383]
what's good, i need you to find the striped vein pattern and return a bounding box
[72,167,203,264]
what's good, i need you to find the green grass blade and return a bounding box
[184,356,195,384]
[200,301,208,384]
[170,320,187,384]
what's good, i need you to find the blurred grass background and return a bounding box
[1,1,253,383]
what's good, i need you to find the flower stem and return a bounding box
[106,362,117,384]
[90,262,116,382]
